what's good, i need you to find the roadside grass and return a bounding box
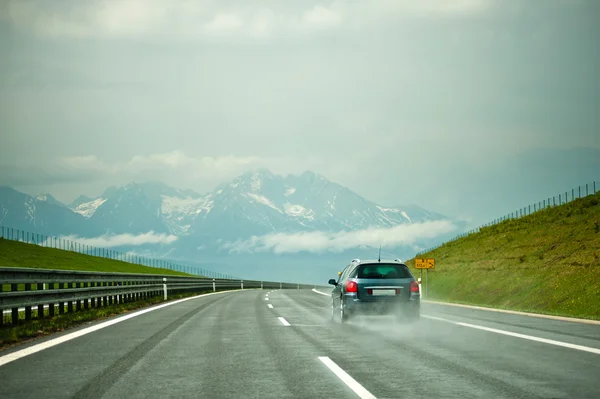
[0,238,193,292]
[0,238,223,349]
[0,289,235,350]
[407,192,600,320]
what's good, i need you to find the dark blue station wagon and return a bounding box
[328,259,420,323]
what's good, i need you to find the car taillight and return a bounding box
[410,280,419,293]
[346,280,358,293]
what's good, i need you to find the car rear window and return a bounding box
[356,264,411,279]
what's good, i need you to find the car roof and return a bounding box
[350,259,406,265]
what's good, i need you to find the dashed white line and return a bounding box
[267,304,273,309]
[265,297,269,301]
[319,356,376,399]
[278,317,291,326]
[423,315,600,355]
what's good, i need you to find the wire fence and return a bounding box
[416,180,598,256]
[0,226,238,279]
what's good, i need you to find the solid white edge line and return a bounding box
[424,300,600,325]
[312,288,330,297]
[0,289,239,368]
[456,321,600,355]
[422,315,600,356]
[267,304,274,309]
[319,356,376,399]
[278,317,291,326]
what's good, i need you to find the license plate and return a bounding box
[372,289,396,296]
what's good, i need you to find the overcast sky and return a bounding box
[1,0,599,225]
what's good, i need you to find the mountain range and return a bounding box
[0,170,459,282]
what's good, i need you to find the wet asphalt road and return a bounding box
[0,288,599,399]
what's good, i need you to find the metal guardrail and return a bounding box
[0,267,325,327]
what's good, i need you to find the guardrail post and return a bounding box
[241,280,244,290]
[37,282,44,318]
[280,282,282,289]
[261,281,263,290]
[213,278,216,292]
[25,283,32,320]
[163,278,167,300]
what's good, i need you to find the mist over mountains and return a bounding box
[0,170,462,283]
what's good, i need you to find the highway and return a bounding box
[1,289,599,398]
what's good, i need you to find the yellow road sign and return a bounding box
[415,258,435,269]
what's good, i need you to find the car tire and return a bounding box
[340,299,349,323]
[331,300,336,322]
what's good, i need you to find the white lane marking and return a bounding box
[423,315,600,355]
[267,304,274,309]
[318,356,376,399]
[278,317,291,326]
[424,300,600,325]
[0,290,238,368]
[422,315,452,322]
[312,288,330,297]
[265,297,269,301]
[456,321,600,355]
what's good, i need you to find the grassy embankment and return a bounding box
[406,192,600,320]
[0,239,203,347]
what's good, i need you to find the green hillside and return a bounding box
[0,238,191,276]
[407,192,600,320]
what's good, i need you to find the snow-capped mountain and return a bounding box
[35,193,66,208]
[0,170,451,244]
[189,169,434,240]
[0,186,89,236]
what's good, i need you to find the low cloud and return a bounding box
[221,220,457,254]
[59,231,178,248]
[56,155,117,173]
[127,151,263,173]
[1,150,323,201]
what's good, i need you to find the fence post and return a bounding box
[587,184,589,196]
[594,181,596,194]
[280,282,282,289]
[241,280,244,290]
[163,278,167,300]
[213,279,216,292]
[261,281,264,290]
[559,194,561,205]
